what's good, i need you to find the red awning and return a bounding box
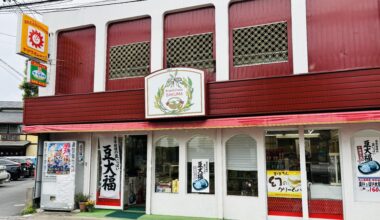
[23,110,380,134]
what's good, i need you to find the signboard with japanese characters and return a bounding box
[16,14,49,62]
[267,170,302,198]
[99,136,121,199]
[191,159,210,193]
[27,60,48,87]
[354,136,380,201]
[145,68,205,119]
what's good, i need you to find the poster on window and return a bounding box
[267,170,302,198]
[354,137,380,194]
[46,142,72,175]
[191,159,210,193]
[99,136,121,199]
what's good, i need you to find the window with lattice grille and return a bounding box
[166,33,215,71]
[109,41,150,79]
[233,22,288,66]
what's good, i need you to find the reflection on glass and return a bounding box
[226,134,258,197]
[155,137,179,193]
[187,136,214,194]
[305,129,343,218]
[265,130,302,216]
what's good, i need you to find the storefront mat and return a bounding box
[77,209,218,220]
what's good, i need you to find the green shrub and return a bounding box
[21,203,36,215]
[74,193,90,209]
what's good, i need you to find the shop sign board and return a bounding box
[99,136,121,199]
[354,137,380,195]
[16,14,49,62]
[27,60,47,87]
[267,170,302,198]
[145,68,205,119]
[191,159,210,193]
[45,142,73,175]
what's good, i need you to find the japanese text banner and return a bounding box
[99,136,121,199]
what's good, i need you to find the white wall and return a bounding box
[39,0,308,96]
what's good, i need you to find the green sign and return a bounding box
[28,60,47,87]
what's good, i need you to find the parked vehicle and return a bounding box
[0,165,9,184]
[0,159,25,180]
[5,157,35,177]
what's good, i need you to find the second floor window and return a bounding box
[166,33,215,71]
[109,41,150,79]
[233,22,288,66]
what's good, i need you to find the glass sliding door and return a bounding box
[265,130,302,217]
[305,129,343,219]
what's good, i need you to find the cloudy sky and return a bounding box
[0,13,25,101]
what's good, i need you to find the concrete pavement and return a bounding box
[0,178,34,217]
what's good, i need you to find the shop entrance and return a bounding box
[123,135,147,211]
[265,129,343,219]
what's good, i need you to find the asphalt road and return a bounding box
[0,178,34,217]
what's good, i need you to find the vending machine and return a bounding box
[40,141,83,211]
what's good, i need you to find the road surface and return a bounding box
[0,178,34,217]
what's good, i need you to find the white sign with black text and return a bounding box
[99,136,121,199]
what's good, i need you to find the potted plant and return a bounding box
[74,193,89,212]
[85,200,95,212]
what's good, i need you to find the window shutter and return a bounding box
[226,134,257,171]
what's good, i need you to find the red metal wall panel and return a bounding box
[24,90,144,125]
[229,0,293,80]
[24,68,380,126]
[307,0,380,72]
[106,17,151,91]
[55,27,95,95]
[164,7,216,82]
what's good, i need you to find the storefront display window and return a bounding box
[305,129,343,219]
[155,136,179,193]
[226,134,258,196]
[265,130,302,216]
[187,135,214,194]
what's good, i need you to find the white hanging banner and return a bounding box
[191,159,210,193]
[354,137,380,197]
[99,136,121,199]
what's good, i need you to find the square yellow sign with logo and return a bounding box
[16,14,49,62]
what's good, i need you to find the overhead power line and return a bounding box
[0,0,66,9]
[0,63,23,81]
[0,32,15,37]
[0,58,24,78]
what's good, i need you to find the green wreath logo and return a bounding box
[154,71,194,115]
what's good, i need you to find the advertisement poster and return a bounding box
[46,142,72,175]
[267,170,302,198]
[191,159,210,193]
[16,14,49,62]
[28,60,47,87]
[354,137,380,194]
[99,136,121,199]
[145,68,205,119]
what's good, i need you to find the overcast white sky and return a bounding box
[0,13,25,101]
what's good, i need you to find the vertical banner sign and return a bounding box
[354,137,380,194]
[99,136,121,199]
[267,170,302,198]
[46,142,72,175]
[191,159,210,193]
[16,14,49,62]
[27,60,47,87]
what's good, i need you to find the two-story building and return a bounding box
[23,0,380,219]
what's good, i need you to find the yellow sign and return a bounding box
[16,14,49,62]
[267,170,302,198]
